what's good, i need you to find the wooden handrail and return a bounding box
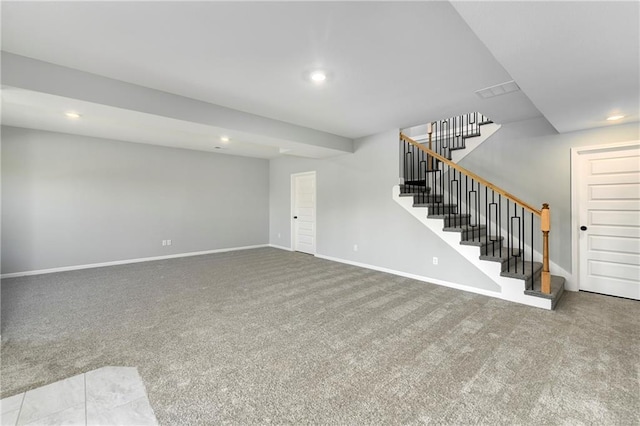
[400,132,542,216]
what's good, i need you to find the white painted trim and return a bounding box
[570,139,640,293]
[0,244,269,279]
[268,244,293,252]
[315,253,500,299]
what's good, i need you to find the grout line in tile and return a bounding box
[17,392,25,425]
[18,375,86,426]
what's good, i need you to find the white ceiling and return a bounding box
[1,1,638,156]
[452,1,640,133]
[1,87,283,158]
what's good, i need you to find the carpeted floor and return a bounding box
[1,247,639,425]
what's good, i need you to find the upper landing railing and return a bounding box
[403,112,493,161]
[400,129,551,294]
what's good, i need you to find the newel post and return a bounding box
[541,203,551,294]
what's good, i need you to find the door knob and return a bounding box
[293,216,298,219]
[580,226,587,231]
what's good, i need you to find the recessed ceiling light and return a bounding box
[310,71,327,83]
[220,136,230,142]
[606,115,625,121]
[65,112,81,119]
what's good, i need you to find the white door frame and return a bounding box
[571,140,640,293]
[291,171,317,254]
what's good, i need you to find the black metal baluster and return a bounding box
[465,175,469,230]
[498,195,502,259]
[476,181,481,240]
[455,115,460,150]
[437,167,442,214]
[446,163,451,223]
[430,155,435,212]
[485,186,489,252]
[469,112,475,136]
[411,141,415,190]
[511,214,521,274]
[441,119,446,159]
[507,200,511,273]
[401,137,405,191]
[407,144,411,187]
[489,192,498,257]
[476,181,481,241]
[521,207,525,278]
[451,171,459,227]
[468,180,477,234]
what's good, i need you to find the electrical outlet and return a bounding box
[162,240,167,246]
[433,257,438,265]
[353,244,358,252]
[167,239,172,246]
[278,233,281,239]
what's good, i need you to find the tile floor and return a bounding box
[0,367,157,426]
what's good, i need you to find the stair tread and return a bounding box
[410,194,442,199]
[460,236,504,247]
[526,275,566,309]
[501,260,543,280]
[525,275,565,299]
[443,225,487,232]
[399,192,429,196]
[415,203,457,208]
[461,132,481,139]
[479,248,522,263]
[429,213,470,219]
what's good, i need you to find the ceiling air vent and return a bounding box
[475,80,520,99]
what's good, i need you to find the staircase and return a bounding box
[394,113,565,310]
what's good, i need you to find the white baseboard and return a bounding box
[0,244,269,279]
[268,244,293,252]
[314,253,501,299]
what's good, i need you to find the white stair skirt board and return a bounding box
[0,244,269,279]
[392,185,553,310]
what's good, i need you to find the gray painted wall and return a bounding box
[269,129,501,292]
[1,126,269,274]
[459,117,639,273]
[269,119,639,291]
[4,117,636,282]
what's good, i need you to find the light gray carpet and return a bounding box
[1,247,638,425]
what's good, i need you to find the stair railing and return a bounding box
[400,131,551,294]
[408,112,492,161]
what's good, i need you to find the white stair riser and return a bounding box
[393,185,552,310]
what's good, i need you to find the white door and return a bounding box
[292,172,316,254]
[576,143,640,300]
